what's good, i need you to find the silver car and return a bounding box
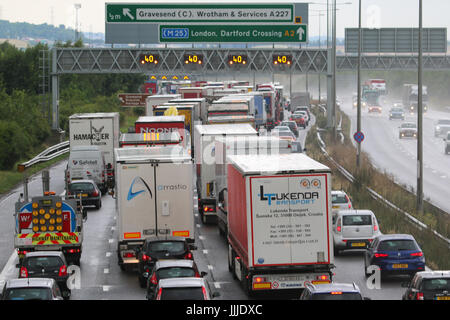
[154,277,220,300]
[399,122,417,139]
[332,209,382,255]
[1,278,63,300]
[331,190,353,215]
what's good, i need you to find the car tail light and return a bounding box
[374,253,389,258]
[331,291,343,295]
[202,286,208,300]
[92,190,99,197]
[410,252,423,257]
[20,267,28,278]
[203,205,215,212]
[336,218,342,233]
[184,252,193,260]
[150,272,158,285]
[374,224,378,232]
[59,265,68,277]
[416,292,424,300]
[18,249,28,256]
[142,254,151,262]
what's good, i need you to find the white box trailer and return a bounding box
[194,124,257,224]
[68,113,120,190]
[227,153,334,296]
[214,136,293,236]
[145,94,181,116]
[69,112,120,170]
[114,146,195,270]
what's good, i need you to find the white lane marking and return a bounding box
[0,251,18,281]
[106,252,112,257]
[104,268,110,274]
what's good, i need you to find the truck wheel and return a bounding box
[227,246,236,279]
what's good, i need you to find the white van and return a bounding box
[66,146,107,193]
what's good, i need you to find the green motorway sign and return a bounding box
[106,3,295,23]
[159,25,307,43]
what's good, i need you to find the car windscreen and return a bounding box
[25,256,63,270]
[332,194,348,204]
[402,123,416,128]
[421,278,450,291]
[342,215,372,226]
[311,292,362,300]
[378,239,418,251]
[160,287,205,300]
[157,267,196,279]
[147,241,185,254]
[4,287,52,300]
[437,120,450,125]
[69,183,95,191]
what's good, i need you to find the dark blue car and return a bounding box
[364,234,425,278]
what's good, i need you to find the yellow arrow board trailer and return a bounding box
[15,195,84,265]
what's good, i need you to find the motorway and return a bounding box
[340,100,450,214]
[0,112,412,301]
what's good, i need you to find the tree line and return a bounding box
[0,40,144,170]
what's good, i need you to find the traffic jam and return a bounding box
[1,78,449,302]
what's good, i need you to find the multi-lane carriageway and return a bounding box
[0,106,435,301]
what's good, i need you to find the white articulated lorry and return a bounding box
[114,146,195,271]
[68,113,120,190]
[226,153,334,296]
[214,136,293,237]
[194,124,257,224]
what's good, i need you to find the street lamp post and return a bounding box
[356,0,362,168]
[417,0,424,214]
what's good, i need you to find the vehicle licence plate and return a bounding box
[392,264,408,269]
[82,193,88,197]
[351,242,366,247]
[332,205,339,209]
[436,296,450,300]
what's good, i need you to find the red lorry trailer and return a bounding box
[226,153,334,296]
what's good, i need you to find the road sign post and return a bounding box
[353,131,364,144]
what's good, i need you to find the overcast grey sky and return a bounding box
[0,0,448,38]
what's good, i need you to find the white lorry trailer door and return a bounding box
[117,162,156,240]
[155,162,194,240]
[248,174,331,267]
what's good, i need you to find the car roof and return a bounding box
[5,278,55,289]
[25,251,65,258]
[335,209,374,216]
[414,271,450,279]
[157,277,206,288]
[155,259,196,269]
[331,190,348,195]
[144,236,188,243]
[376,234,415,241]
[306,282,361,293]
[69,179,97,184]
